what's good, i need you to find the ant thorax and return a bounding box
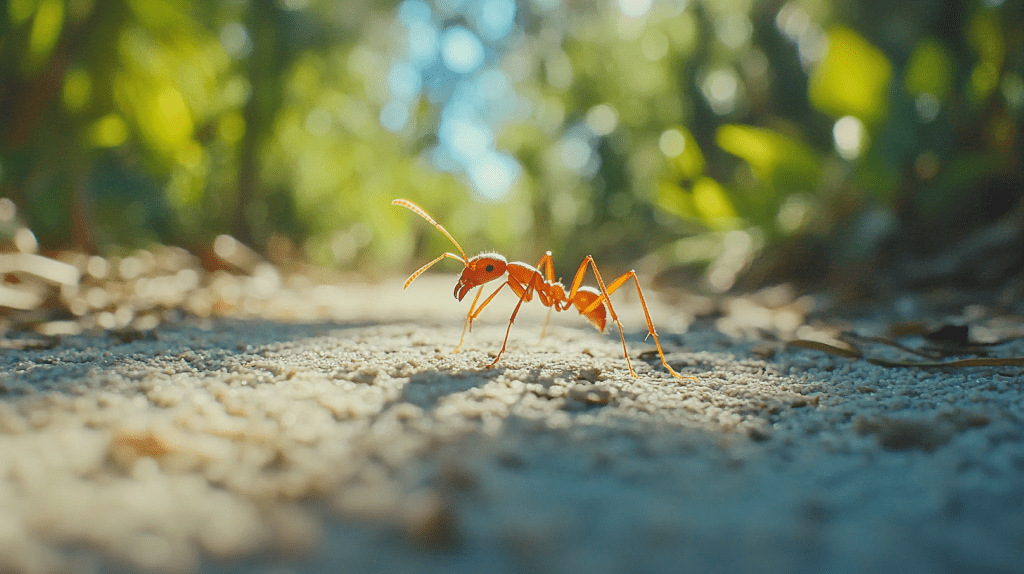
[506,261,566,295]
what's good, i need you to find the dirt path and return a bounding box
[1,276,1022,573]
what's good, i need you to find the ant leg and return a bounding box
[535,252,556,339]
[455,282,509,352]
[570,257,692,381]
[601,270,692,380]
[454,286,484,353]
[469,282,509,322]
[486,274,540,368]
[540,305,554,339]
[564,257,635,376]
[534,252,556,283]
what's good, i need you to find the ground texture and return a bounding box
[1,275,1023,573]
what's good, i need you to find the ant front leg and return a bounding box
[487,272,543,368]
[456,281,510,352]
[454,286,484,353]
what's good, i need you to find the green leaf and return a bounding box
[904,38,953,100]
[808,27,892,125]
[716,124,820,190]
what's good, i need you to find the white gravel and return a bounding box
[0,275,1022,573]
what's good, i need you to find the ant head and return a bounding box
[455,253,507,300]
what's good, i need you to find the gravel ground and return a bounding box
[1,274,1023,573]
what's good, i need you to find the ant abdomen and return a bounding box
[572,287,607,333]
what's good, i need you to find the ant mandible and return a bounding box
[392,198,691,380]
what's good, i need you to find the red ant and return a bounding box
[393,198,690,380]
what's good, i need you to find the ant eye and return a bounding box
[485,264,495,273]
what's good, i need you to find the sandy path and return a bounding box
[1,276,1022,573]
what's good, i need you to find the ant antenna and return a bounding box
[393,199,472,289]
[392,199,468,262]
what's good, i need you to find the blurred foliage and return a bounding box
[0,0,1022,293]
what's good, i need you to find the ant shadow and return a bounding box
[398,367,499,410]
[399,363,599,412]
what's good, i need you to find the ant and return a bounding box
[392,198,691,380]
